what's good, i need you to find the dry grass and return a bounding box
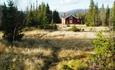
[5,47,52,57]
[24,58,44,70]
[58,24,110,31]
[0,42,52,70]
[0,29,110,70]
[0,43,6,54]
[0,52,45,70]
[58,49,94,60]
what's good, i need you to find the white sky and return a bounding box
[0,0,114,12]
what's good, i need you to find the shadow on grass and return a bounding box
[0,37,94,70]
[0,37,94,50]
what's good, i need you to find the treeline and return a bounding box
[77,0,115,28]
[0,0,61,42]
[26,2,61,29]
[0,0,115,42]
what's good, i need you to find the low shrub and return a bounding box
[39,24,57,30]
[57,60,88,70]
[88,32,115,70]
[23,27,38,31]
[0,53,25,70]
[68,26,81,32]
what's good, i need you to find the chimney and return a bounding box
[64,13,66,18]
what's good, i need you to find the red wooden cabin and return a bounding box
[62,15,81,24]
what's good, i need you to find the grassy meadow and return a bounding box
[0,26,113,70]
[0,0,115,69]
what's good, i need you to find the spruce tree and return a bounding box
[0,5,2,29]
[1,0,24,42]
[94,4,100,26]
[53,10,61,23]
[86,0,95,26]
[92,32,114,69]
[37,3,51,28]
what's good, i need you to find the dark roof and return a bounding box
[62,15,79,19]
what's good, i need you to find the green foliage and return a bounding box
[46,4,52,24]
[68,26,81,32]
[26,3,60,30]
[85,0,111,26]
[38,2,49,25]
[1,0,25,42]
[57,60,88,70]
[90,32,115,70]
[26,7,39,27]
[93,32,111,55]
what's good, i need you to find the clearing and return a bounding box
[0,29,111,70]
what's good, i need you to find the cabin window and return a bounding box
[77,20,80,22]
[69,20,72,23]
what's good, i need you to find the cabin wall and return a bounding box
[65,16,81,24]
[61,18,66,25]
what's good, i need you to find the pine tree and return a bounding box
[46,4,52,24]
[111,1,115,30]
[100,4,106,26]
[26,5,38,27]
[26,3,57,29]
[1,0,24,42]
[105,6,110,26]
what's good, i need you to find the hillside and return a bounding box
[59,9,87,17]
